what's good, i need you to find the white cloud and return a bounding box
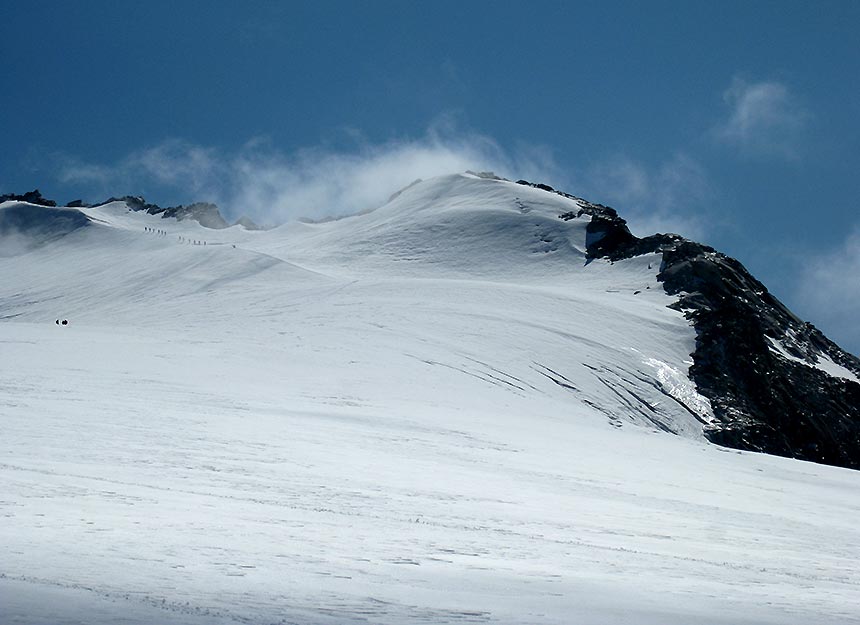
[714,77,808,158]
[58,127,566,225]
[59,134,711,240]
[795,226,860,356]
[57,162,113,186]
[54,125,716,243]
[583,152,711,240]
[59,140,226,200]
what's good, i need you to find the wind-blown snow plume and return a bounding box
[59,128,564,225]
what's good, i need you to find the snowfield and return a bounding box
[2,174,859,624]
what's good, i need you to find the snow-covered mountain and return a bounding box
[2,173,859,624]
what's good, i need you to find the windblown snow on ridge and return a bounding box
[1,173,859,624]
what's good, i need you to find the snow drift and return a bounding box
[0,202,92,255]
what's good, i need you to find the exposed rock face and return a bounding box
[0,190,57,207]
[162,202,228,229]
[96,197,229,229]
[6,191,232,230]
[658,243,860,469]
[98,195,160,213]
[517,179,860,470]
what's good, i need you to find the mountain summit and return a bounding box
[2,172,860,624]
[519,178,860,468]
[1,172,857,468]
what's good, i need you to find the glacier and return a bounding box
[1,173,859,624]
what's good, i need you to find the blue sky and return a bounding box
[2,1,859,354]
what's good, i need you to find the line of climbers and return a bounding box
[178,236,207,245]
[144,226,209,245]
[51,227,234,329]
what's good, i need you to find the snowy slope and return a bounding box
[2,174,859,624]
[1,176,713,436]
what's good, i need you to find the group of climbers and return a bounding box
[178,235,207,245]
[146,227,209,245]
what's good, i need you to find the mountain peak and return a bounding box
[93,196,230,229]
[2,173,859,469]
[0,189,58,207]
[512,177,860,468]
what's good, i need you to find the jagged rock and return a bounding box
[0,190,57,207]
[514,179,860,470]
[96,195,161,213]
[161,202,228,229]
[95,196,229,229]
[657,242,860,468]
[67,199,90,208]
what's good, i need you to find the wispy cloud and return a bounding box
[59,141,228,201]
[795,226,860,356]
[583,152,712,240]
[59,133,711,239]
[58,125,565,225]
[714,77,809,158]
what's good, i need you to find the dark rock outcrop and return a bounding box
[657,242,860,468]
[0,190,57,207]
[95,196,229,229]
[161,202,228,229]
[518,179,860,470]
[98,195,159,212]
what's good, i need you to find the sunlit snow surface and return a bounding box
[2,174,859,624]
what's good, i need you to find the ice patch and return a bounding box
[766,336,808,365]
[814,353,860,384]
[644,357,714,422]
[766,337,860,384]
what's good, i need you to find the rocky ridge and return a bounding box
[0,191,264,230]
[0,190,57,207]
[5,178,858,469]
[515,179,860,469]
[98,196,229,229]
